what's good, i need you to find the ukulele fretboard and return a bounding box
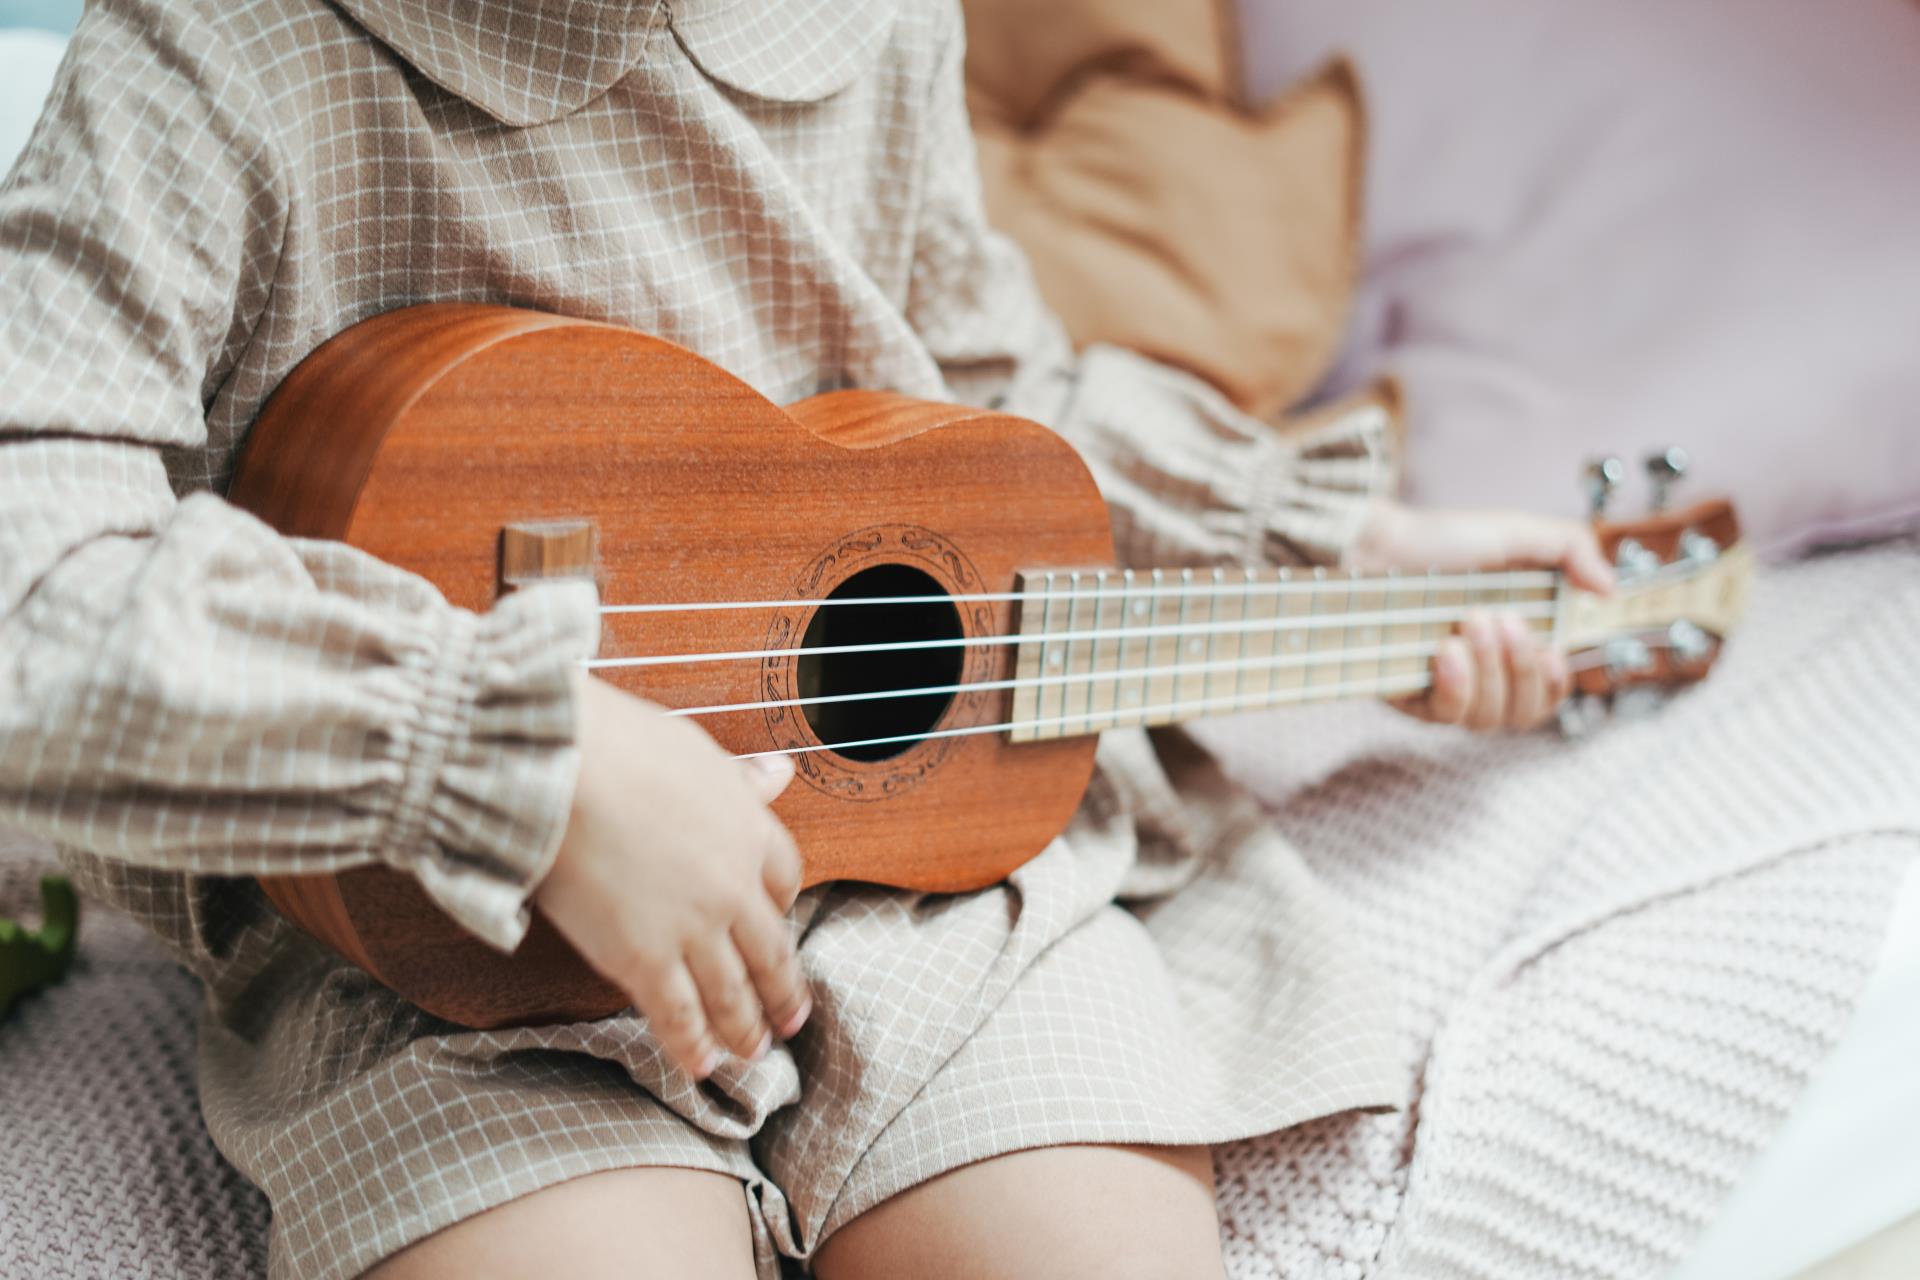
[1005,565,1562,742]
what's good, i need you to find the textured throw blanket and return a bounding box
[1205,536,1920,1278]
[1,537,1915,1278]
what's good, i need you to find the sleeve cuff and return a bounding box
[385,580,601,951]
[1234,393,1398,567]
[1059,345,1396,569]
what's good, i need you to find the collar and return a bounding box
[333,0,898,127]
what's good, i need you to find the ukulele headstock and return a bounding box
[1557,451,1753,732]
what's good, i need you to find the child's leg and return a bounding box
[813,1144,1225,1280]
[363,1167,758,1280]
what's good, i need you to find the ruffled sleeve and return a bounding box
[0,0,598,952]
[1004,343,1393,568]
[368,581,601,950]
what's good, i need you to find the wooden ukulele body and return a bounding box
[229,304,1111,1028]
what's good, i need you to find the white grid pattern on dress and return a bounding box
[0,1,1396,1275]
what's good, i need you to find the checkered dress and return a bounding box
[0,2,1397,1275]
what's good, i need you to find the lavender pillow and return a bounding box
[1235,0,1920,556]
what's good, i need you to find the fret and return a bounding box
[1240,566,1276,709]
[1430,569,1464,669]
[1367,583,1397,694]
[1307,569,1347,691]
[1089,572,1124,734]
[1119,569,1148,727]
[1199,569,1220,710]
[1061,571,1092,738]
[1143,568,1181,726]
[1035,572,1071,740]
[1478,570,1501,617]
[1344,579,1374,694]
[1271,568,1311,703]
[1007,571,1045,741]
[1214,567,1249,715]
[1530,580,1557,643]
[1382,571,1427,687]
[1173,568,1211,717]
[1144,569,1185,728]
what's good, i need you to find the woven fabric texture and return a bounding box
[0,846,269,1279]
[1205,536,1920,1279]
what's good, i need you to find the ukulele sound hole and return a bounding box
[798,564,964,762]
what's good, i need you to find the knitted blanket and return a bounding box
[1205,536,1920,1278]
[1,537,1914,1279]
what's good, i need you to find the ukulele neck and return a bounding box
[1005,565,1564,743]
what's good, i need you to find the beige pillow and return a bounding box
[964,0,1364,422]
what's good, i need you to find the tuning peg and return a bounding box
[1585,456,1625,520]
[1667,619,1712,663]
[1613,536,1662,580]
[1558,693,1608,737]
[1644,446,1689,512]
[1605,636,1654,677]
[1679,529,1720,564]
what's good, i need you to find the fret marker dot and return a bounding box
[1132,601,1149,617]
[1186,638,1203,657]
[1125,689,1141,704]
[1048,651,1064,668]
[1288,634,1305,650]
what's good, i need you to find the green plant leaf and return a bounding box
[0,876,79,1019]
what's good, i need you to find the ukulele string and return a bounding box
[728,672,1436,760]
[650,626,1670,729]
[593,569,1564,615]
[722,636,1659,763]
[662,637,1457,719]
[578,600,1559,671]
[590,556,1697,617]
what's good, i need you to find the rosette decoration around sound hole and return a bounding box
[763,526,993,800]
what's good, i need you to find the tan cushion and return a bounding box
[964,0,1364,421]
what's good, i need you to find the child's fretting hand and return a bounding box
[1350,501,1616,733]
[536,675,810,1080]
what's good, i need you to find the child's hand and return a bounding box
[1350,501,1615,733]
[536,675,810,1080]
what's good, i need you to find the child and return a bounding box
[0,1,1607,1276]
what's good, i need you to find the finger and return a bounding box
[1462,611,1507,732]
[1545,647,1574,709]
[685,935,770,1063]
[1420,637,1474,725]
[636,960,723,1081]
[733,899,811,1041]
[1564,527,1616,597]
[1501,516,1616,597]
[1502,616,1549,730]
[762,825,804,913]
[740,752,795,805]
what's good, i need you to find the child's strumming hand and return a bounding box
[1350,501,1616,733]
[536,674,811,1080]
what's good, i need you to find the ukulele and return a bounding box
[229,304,1753,1028]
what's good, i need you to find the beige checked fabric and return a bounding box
[0,1,1396,1276]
